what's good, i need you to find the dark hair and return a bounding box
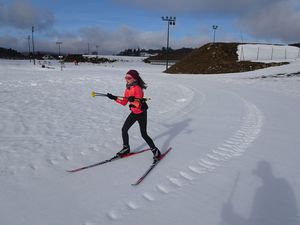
[137,76,147,89]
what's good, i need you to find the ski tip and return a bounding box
[67,167,85,173]
[131,180,141,186]
[66,169,78,173]
[91,91,96,97]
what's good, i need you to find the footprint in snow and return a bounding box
[167,177,183,187]
[29,163,38,170]
[142,193,155,202]
[47,158,57,165]
[84,222,96,225]
[107,210,119,220]
[176,98,187,102]
[156,184,170,194]
[179,171,194,181]
[126,201,139,210]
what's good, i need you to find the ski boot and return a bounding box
[117,145,130,157]
[151,147,161,162]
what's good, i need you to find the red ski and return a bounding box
[132,147,172,186]
[67,148,150,173]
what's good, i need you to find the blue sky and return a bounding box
[1,0,300,54]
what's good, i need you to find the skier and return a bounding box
[107,69,161,162]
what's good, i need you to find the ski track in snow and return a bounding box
[227,77,300,98]
[0,72,197,175]
[105,85,264,222]
[0,75,129,175]
[2,58,300,225]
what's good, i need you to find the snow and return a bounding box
[1,45,300,225]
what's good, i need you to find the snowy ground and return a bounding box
[1,46,300,225]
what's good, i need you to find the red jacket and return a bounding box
[116,84,144,114]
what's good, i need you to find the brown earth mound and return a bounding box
[144,48,193,62]
[165,42,288,74]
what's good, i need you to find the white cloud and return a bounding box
[2,25,165,54]
[1,0,300,54]
[78,26,165,54]
[114,0,280,16]
[115,0,300,43]
[0,0,54,30]
[237,0,300,43]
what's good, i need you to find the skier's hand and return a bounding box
[107,93,117,100]
[128,96,135,102]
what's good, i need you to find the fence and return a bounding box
[238,44,300,61]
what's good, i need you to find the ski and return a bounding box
[131,147,172,186]
[67,148,150,173]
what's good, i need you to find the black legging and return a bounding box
[122,111,155,149]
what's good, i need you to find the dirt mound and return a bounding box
[144,48,193,62]
[165,42,287,74]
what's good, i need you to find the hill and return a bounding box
[144,48,193,62]
[0,47,26,59]
[165,43,288,74]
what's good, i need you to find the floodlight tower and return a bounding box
[96,45,99,56]
[32,26,36,65]
[28,35,31,62]
[56,41,62,58]
[212,25,218,43]
[161,16,176,70]
[56,41,63,71]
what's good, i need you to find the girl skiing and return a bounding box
[107,70,161,161]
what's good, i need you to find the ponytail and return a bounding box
[137,76,147,89]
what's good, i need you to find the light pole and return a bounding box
[96,45,99,56]
[56,41,63,71]
[27,35,31,62]
[212,25,218,43]
[56,41,62,58]
[31,26,35,65]
[161,16,176,70]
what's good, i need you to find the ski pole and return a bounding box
[227,172,240,203]
[91,91,108,97]
[91,91,107,97]
[91,91,151,101]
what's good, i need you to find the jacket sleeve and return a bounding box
[116,90,129,106]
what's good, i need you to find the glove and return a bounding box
[128,96,135,102]
[141,101,148,111]
[129,104,136,109]
[107,93,117,100]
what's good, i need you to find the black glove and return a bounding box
[129,104,136,109]
[128,96,135,102]
[107,93,117,100]
[141,101,148,111]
